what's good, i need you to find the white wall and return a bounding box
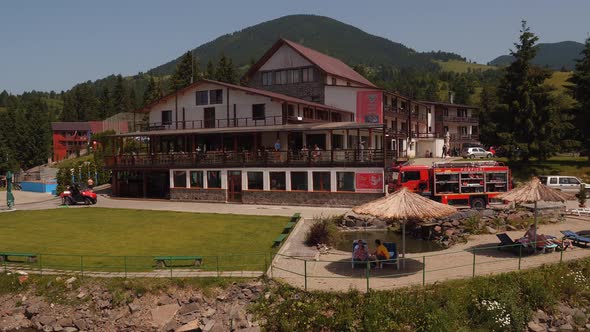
[259,45,312,71]
[147,83,284,127]
[323,85,367,115]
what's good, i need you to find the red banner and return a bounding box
[356,91,383,124]
[356,172,383,193]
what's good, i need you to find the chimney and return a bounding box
[449,91,455,104]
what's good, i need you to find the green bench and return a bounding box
[0,252,38,263]
[273,234,287,248]
[283,221,296,234]
[154,256,203,268]
[290,213,301,223]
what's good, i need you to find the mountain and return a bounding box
[148,14,465,76]
[488,41,584,70]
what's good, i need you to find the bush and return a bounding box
[305,216,341,246]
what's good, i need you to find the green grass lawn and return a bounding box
[435,60,496,73]
[497,156,590,182]
[0,208,288,271]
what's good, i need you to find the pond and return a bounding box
[334,230,443,254]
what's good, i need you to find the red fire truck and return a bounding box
[388,161,512,208]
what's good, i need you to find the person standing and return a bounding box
[442,145,447,158]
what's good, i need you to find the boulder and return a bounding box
[527,321,545,332]
[204,308,216,318]
[74,319,87,331]
[151,303,180,328]
[485,226,497,234]
[178,302,201,316]
[175,320,200,332]
[203,320,216,332]
[128,302,141,314]
[559,323,574,331]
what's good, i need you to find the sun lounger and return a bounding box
[496,233,534,255]
[560,230,590,247]
[382,242,399,269]
[569,208,590,217]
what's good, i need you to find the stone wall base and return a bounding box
[170,188,227,202]
[241,190,383,208]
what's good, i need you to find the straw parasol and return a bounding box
[497,177,574,249]
[353,187,457,267]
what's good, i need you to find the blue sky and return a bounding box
[1,0,588,93]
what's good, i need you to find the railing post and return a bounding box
[560,247,564,263]
[472,251,476,277]
[216,256,220,278]
[366,260,370,293]
[269,251,274,278]
[80,256,84,278]
[422,256,426,286]
[170,261,173,279]
[124,256,128,279]
[518,245,522,270]
[39,254,43,276]
[304,259,307,291]
[263,254,267,277]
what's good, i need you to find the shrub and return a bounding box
[305,215,341,246]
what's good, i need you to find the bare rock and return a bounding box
[202,319,216,332]
[451,220,461,227]
[236,327,261,332]
[559,323,574,331]
[485,226,497,234]
[535,309,549,323]
[151,303,180,328]
[507,224,517,231]
[444,229,455,237]
[158,294,177,306]
[175,319,200,332]
[65,277,77,284]
[128,302,141,314]
[57,317,74,327]
[189,293,204,303]
[0,313,31,330]
[528,321,546,332]
[203,308,216,318]
[25,303,42,318]
[35,315,56,326]
[74,319,87,330]
[62,327,79,332]
[178,302,201,315]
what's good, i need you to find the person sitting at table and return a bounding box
[353,240,368,265]
[301,146,309,160]
[369,239,390,268]
[312,144,321,161]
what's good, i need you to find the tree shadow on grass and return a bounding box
[320,257,424,279]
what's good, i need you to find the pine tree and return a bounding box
[491,21,568,161]
[205,60,216,80]
[171,51,194,90]
[112,75,128,115]
[568,36,590,158]
[22,98,51,168]
[478,85,499,146]
[98,87,113,119]
[215,55,237,84]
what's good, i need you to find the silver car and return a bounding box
[539,176,589,197]
[461,147,494,159]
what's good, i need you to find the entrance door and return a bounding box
[204,107,216,128]
[227,171,242,202]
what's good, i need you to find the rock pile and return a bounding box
[0,277,265,332]
[528,303,590,331]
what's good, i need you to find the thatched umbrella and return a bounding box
[497,177,574,249]
[353,187,457,267]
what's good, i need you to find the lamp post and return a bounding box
[6,171,14,210]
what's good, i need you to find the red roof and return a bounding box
[244,39,377,88]
[138,79,351,114]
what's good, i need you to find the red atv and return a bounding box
[60,184,97,205]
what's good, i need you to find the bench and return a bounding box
[0,252,38,263]
[154,256,203,268]
[273,234,287,248]
[290,213,301,223]
[283,221,296,234]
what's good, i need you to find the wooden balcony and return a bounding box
[442,116,479,123]
[105,149,386,170]
[450,134,480,141]
[142,116,284,131]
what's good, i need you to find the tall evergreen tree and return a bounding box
[22,98,51,168]
[61,84,98,121]
[215,55,237,83]
[143,76,164,106]
[568,36,590,158]
[171,51,194,90]
[205,60,216,80]
[112,75,128,115]
[489,21,568,161]
[98,87,113,119]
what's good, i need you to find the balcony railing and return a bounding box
[450,134,479,141]
[105,149,385,169]
[141,116,284,131]
[383,105,409,117]
[442,116,479,123]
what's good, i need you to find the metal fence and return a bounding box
[270,241,586,292]
[1,252,274,278]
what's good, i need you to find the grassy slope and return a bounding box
[51,155,94,169]
[436,60,496,73]
[0,208,287,270]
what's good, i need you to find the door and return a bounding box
[204,107,216,128]
[227,171,242,202]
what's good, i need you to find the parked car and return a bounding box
[538,175,589,197]
[461,147,494,159]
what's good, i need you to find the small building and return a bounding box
[422,101,481,153]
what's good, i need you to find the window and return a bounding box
[196,91,208,105]
[550,178,558,184]
[291,172,308,191]
[331,113,342,122]
[270,172,286,190]
[302,67,314,82]
[313,172,331,191]
[252,104,265,120]
[401,171,421,182]
[331,77,337,85]
[457,108,468,117]
[247,172,264,190]
[460,127,468,135]
[161,110,172,125]
[189,171,203,188]
[346,81,351,86]
[443,126,449,133]
[316,110,330,121]
[443,108,449,116]
[289,69,300,84]
[288,104,295,117]
[209,89,223,104]
[173,171,187,188]
[303,107,314,119]
[275,70,287,85]
[207,171,221,188]
[400,101,407,110]
[337,172,355,192]
[262,72,273,86]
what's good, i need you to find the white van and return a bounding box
[538,175,589,196]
